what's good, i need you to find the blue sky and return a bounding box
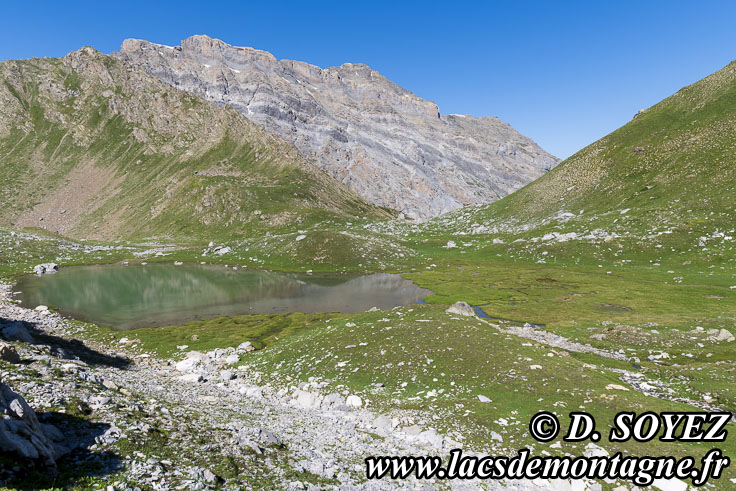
[2,1,736,159]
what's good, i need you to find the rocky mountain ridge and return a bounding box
[116,35,559,219]
[0,46,388,240]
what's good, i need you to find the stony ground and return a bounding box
[0,283,611,490]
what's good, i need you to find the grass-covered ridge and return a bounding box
[403,58,736,275]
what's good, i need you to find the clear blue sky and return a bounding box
[2,1,736,159]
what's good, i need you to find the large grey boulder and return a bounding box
[0,379,62,470]
[446,301,476,317]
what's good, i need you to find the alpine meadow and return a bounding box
[1,22,736,491]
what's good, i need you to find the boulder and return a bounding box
[219,370,235,381]
[224,354,240,365]
[175,357,201,373]
[1,323,33,343]
[238,385,263,399]
[294,390,320,409]
[0,342,21,364]
[237,341,255,352]
[446,301,476,317]
[373,415,392,430]
[0,379,62,470]
[345,395,363,408]
[256,428,280,445]
[321,393,345,410]
[33,263,59,275]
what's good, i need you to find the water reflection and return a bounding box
[15,263,432,330]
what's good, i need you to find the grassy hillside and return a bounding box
[411,59,736,272]
[0,48,390,242]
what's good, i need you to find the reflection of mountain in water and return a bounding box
[15,265,432,330]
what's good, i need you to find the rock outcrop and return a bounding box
[0,379,64,470]
[117,35,559,219]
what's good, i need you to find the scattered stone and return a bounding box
[477,395,492,403]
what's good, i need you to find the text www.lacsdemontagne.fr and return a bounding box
[365,448,729,486]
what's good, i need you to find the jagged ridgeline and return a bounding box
[443,59,736,246]
[117,36,559,220]
[0,47,390,241]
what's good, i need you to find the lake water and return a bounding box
[15,263,432,330]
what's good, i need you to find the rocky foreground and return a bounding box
[0,284,618,490]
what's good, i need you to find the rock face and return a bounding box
[0,379,63,469]
[117,35,559,219]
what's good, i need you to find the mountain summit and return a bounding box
[117,35,559,219]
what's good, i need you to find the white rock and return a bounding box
[294,390,320,409]
[345,395,363,408]
[175,358,200,372]
[477,395,492,403]
[180,373,204,383]
[605,384,629,391]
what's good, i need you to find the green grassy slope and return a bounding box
[0,48,390,242]
[412,59,736,271]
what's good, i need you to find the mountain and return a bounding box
[116,35,559,220]
[424,58,736,267]
[0,47,389,241]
